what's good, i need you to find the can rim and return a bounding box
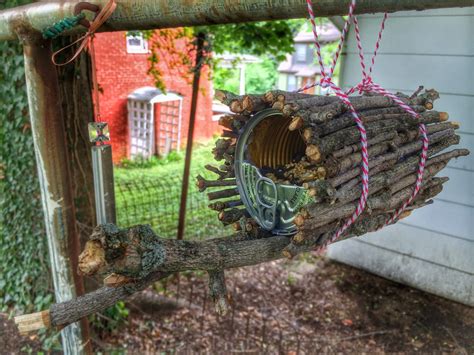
[234,108,303,235]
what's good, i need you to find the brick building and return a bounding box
[94,31,219,163]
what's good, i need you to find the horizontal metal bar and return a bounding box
[2,0,474,41]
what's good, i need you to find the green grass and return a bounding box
[115,140,217,182]
[114,139,233,240]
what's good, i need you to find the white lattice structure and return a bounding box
[127,86,183,158]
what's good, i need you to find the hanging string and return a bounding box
[346,13,429,229]
[297,0,370,247]
[299,1,430,247]
[89,38,102,124]
[298,0,356,91]
[46,0,116,144]
[51,0,117,66]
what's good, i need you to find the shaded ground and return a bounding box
[96,256,473,353]
[2,256,472,353]
[0,313,42,353]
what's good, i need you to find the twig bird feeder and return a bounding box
[206,88,469,257]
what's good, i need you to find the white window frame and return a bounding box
[295,44,307,63]
[126,33,148,54]
[287,75,297,92]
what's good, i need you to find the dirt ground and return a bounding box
[3,255,473,354]
[0,313,43,354]
[99,256,473,354]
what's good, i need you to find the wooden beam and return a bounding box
[2,0,474,41]
[22,34,89,352]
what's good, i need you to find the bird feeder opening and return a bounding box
[247,113,306,177]
[233,109,311,235]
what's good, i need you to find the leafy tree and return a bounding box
[213,56,279,94]
[143,20,305,92]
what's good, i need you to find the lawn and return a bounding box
[113,139,233,240]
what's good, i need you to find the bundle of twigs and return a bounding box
[206,88,469,255]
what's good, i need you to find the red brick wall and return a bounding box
[94,31,220,163]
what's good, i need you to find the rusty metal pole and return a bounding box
[2,0,474,40]
[177,32,206,240]
[21,34,91,354]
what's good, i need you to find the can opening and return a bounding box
[234,109,311,235]
[247,114,306,172]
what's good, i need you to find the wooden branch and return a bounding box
[331,121,457,160]
[207,187,240,200]
[214,90,244,113]
[298,177,447,231]
[305,111,448,161]
[196,175,236,192]
[208,199,243,211]
[218,208,248,225]
[15,230,293,330]
[204,164,235,180]
[263,90,314,104]
[208,270,230,316]
[310,105,427,137]
[329,133,460,187]
[3,2,474,41]
[329,124,458,179]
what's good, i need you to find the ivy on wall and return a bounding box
[0,0,52,313]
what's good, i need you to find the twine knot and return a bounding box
[355,76,375,94]
[51,0,116,66]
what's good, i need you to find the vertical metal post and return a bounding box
[22,36,89,354]
[177,32,206,240]
[91,145,116,224]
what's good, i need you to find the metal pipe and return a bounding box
[2,0,474,41]
[21,33,90,354]
[91,145,116,224]
[177,32,206,240]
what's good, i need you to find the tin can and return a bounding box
[234,109,311,235]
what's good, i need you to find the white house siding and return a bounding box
[328,8,474,306]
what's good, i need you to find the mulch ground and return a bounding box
[2,255,473,353]
[0,313,43,354]
[97,255,473,354]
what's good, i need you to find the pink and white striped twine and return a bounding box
[347,13,429,229]
[297,0,429,249]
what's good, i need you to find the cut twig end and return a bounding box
[272,101,284,110]
[230,100,243,113]
[292,232,305,244]
[306,144,321,162]
[439,112,449,121]
[214,89,226,102]
[289,116,303,131]
[14,310,51,335]
[208,270,230,316]
[293,214,305,226]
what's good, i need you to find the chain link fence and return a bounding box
[115,172,233,239]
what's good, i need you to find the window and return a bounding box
[126,33,148,54]
[287,75,297,92]
[295,44,307,63]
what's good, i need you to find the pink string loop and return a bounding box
[348,12,430,229]
[297,0,370,247]
[297,1,430,246]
